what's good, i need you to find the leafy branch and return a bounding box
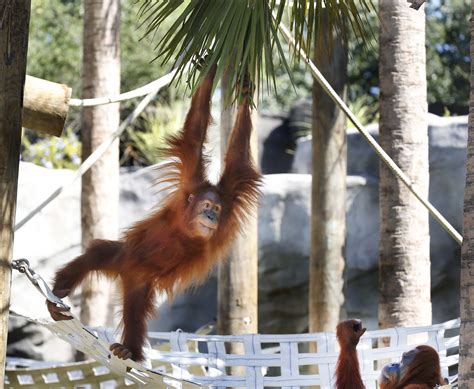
[137,0,375,103]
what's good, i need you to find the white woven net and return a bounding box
[5,316,459,388]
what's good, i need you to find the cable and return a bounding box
[15,68,179,231]
[277,21,463,246]
[69,71,176,107]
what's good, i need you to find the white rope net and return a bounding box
[5,315,459,388]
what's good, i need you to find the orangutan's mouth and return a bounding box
[199,222,216,231]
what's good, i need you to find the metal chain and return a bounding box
[11,258,69,310]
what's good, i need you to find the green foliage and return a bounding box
[21,128,82,169]
[346,10,379,123]
[426,0,470,114]
[26,0,470,168]
[121,103,183,166]
[264,0,471,121]
[26,0,176,168]
[347,94,379,127]
[120,1,173,97]
[137,0,375,104]
[138,0,292,105]
[259,56,313,113]
[346,0,470,118]
[27,0,170,107]
[27,0,82,92]
[289,0,375,56]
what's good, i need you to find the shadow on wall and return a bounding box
[261,100,312,174]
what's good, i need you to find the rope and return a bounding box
[15,67,180,231]
[277,21,463,246]
[69,71,176,107]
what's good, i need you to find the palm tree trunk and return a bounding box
[378,1,431,330]
[309,13,348,333]
[458,2,474,386]
[80,0,121,332]
[218,69,258,359]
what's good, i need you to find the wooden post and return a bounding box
[218,70,259,364]
[0,0,31,383]
[23,75,72,137]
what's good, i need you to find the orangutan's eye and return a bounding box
[214,204,222,213]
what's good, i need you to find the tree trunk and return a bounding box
[458,2,474,386]
[218,70,258,357]
[378,1,431,330]
[80,0,121,333]
[309,13,348,333]
[0,1,31,381]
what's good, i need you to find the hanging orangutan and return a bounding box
[47,63,261,362]
[335,319,366,389]
[379,345,446,389]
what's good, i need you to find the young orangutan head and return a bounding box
[187,188,222,239]
[336,319,367,348]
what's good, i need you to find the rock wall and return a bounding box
[293,114,466,327]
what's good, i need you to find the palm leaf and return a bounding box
[136,0,375,104]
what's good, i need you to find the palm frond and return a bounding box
[291,0,375,57]
[138,0,290,105]
[137,1,375,104]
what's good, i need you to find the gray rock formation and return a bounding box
[293,114,466,326]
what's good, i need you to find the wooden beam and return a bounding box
[23,75,72,137]
[0,0,31,382]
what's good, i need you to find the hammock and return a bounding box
[6,313,459,388]
[7,259,459,388]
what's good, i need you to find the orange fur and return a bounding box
[49,64,261,361]
[335,320,366,389]
[379,345,445,389]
